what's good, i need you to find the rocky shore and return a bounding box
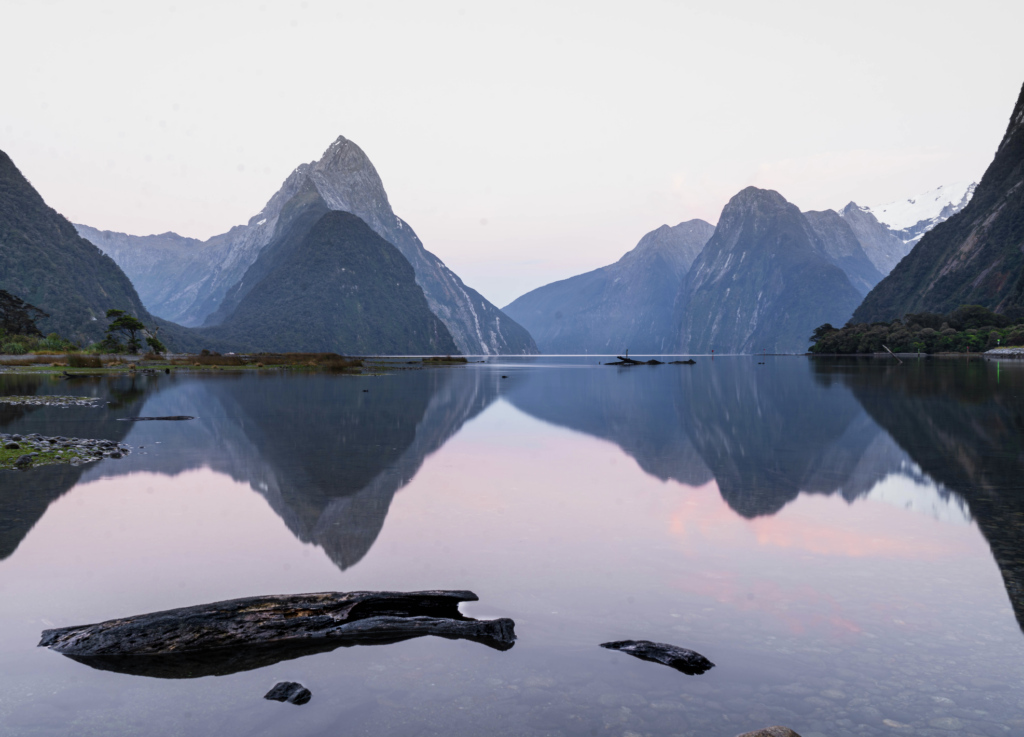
[0,432,131,470]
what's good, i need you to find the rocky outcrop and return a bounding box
[503,220,714,354]
[854,81,1024,321]
[265,682,311,705]
[802,209,883,296]
[676,187,862,354]
[836,202,910,276]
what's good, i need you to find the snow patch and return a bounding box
[863,182,976,231]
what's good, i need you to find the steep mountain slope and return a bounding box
[863,181,976,248]
[201,207,458,355]
[0,150,161,346]
[677,187,862,354]
[854,82,1024,322]
[836,202,909,275]
[78,136,537,355]
[803,209,884,295]
[503,220,714,353]
[72,225,226,325]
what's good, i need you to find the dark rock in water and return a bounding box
[14,455,32,468]
[600,640,714,675]
[116,416,195,421]
[669,359,697,365]
[39,590,515,679]
[265,681,311,705]
[645,359,663,365]
[734,728,802,737]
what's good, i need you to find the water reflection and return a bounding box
[4,358,1024,624]
[820,357,1024,631]
[0,369,500,571]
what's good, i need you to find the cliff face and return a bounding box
[0,150,160,346]
[200,204,459,355]
[77,136,538,355]
[854,81,1024,322]
[677,187,862,354]
[503,220,714,354]
[803,209,884,296]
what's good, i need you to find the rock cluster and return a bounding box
[1,432,131,470]
[0,395,100,407]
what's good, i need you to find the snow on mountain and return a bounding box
[861,182,977,244]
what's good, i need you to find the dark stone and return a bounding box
[599,640,715,675]
[265,681,312,705]
[39,590,515,679]
[669,359,697,364]
[109,452,123,459]
[115,416,195,421]
[645,359,664,365]
[501,375,508,378]
[14,455,33,467]
[4,442,19,449]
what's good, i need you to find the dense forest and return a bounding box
[810,305,1024,354]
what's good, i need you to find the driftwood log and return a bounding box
[39,590,515,678]
[600,639,714,675]
[116,416,195,421]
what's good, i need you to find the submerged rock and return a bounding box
[265,682,312,705]
[599,639,714,675]
[39,590,515,678]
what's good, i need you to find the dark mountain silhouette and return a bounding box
[193,183,458,355]
[854,81,1024,321]
[0,150,159,346]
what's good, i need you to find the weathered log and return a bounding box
[39,590,515,679]
[600,639,714,675]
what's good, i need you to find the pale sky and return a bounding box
[3,0,1023,307]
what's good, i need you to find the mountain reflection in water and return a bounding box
[0,369,498,570]
[2,357,1023,630]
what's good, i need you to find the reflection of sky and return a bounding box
[2,386,1023,736]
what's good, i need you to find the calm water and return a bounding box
[1,356,1024,737]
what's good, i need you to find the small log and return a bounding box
[39,590,515,679]
[116,416,195,421]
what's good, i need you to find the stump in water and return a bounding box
[39,590,515,678]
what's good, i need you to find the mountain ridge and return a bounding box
[502,219,713,353]
[854,81,1024,322]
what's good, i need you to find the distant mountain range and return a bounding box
[77,136,537,356]
[503,220,714,353]
[504,175,977,354]
[855,81,1024,322]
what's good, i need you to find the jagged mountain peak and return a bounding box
[860,181,977,239]
[619,219,714,274]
